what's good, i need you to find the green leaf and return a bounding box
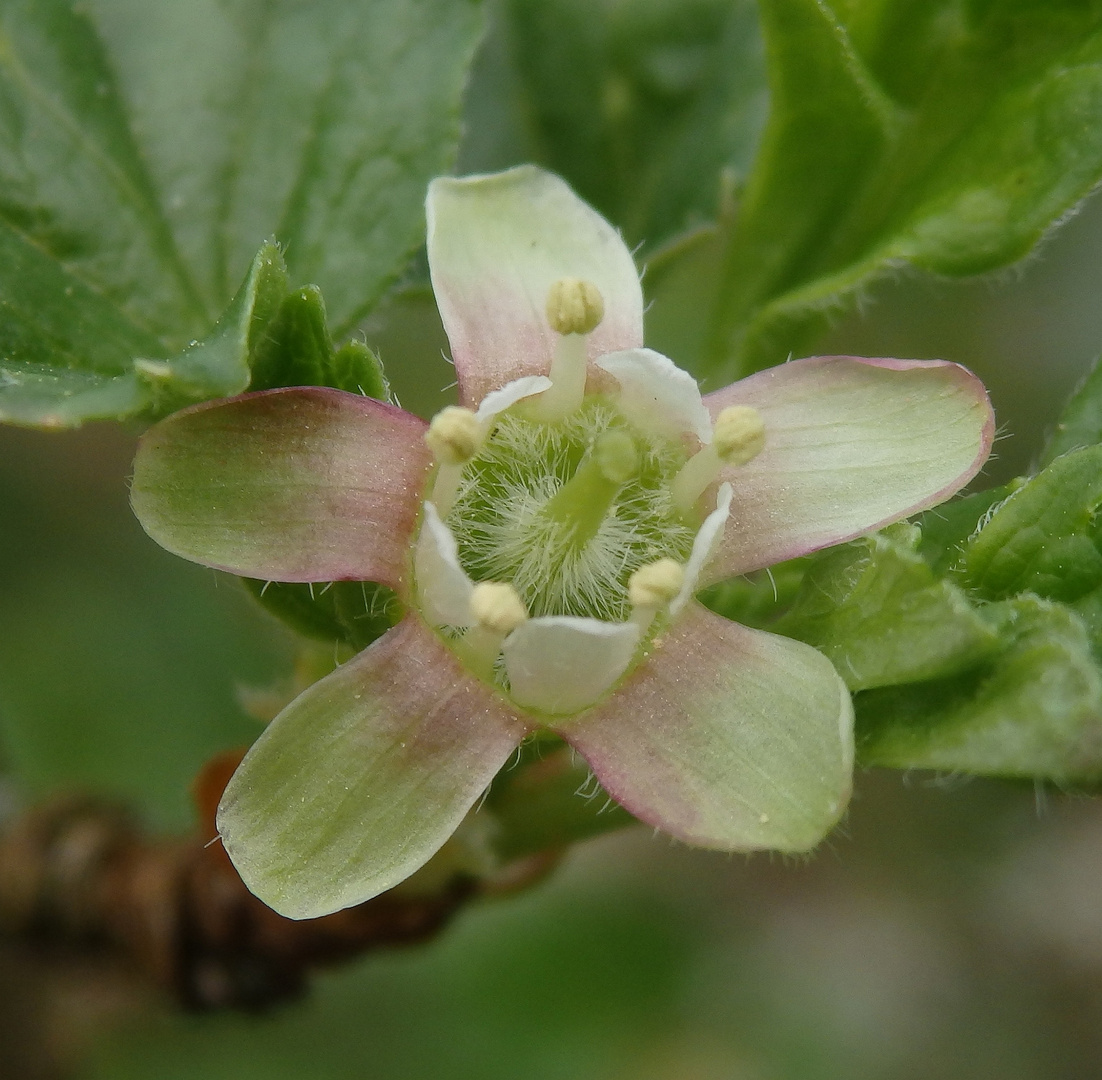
[834,443,1102,779]
[0,0,211,337]
[1040,354,1102,466]
[248,284,389,399]
[462,0,767,254]
[699,555,809,630]
[705,0,893,374]
[0,0,482,427]
[778,524,1001,692]
[1,238,290,426]
[90,0,483,336]
[914,481,1022,576]
[705,0,1102,378]
[857,596,1102,783]
[135,240,289,413]
[961,446,1102,603]
[241,579,401,653]
[0,218,162,427]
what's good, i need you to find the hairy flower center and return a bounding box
[443,398,697,623]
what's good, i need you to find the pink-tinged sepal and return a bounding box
[700,356,994,582]
[217,617,530,919]
[559,604,854,852]
[131,387,431,589]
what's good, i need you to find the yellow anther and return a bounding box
[628,559,684,609]
[546,278,605,336]
[425,406,483,466]
[712,405,765,466]
[470,581,529,636]
[671,406,765,512]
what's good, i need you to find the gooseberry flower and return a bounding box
[131,166,994,920]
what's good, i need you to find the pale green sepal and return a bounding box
[135,241,287,412]
[857,597,1102,783]
[562,604,853,852]
[701,356,994,581]
[781,523,1002,691]
[427,165,644,406]
[131,387,430,587]
[217,617,529,919]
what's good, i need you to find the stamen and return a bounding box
[458,581,529,680]
[425,406,484,515]
[529,278,605,421]
[542,429,639,547]
[426,405,483,464]
[470,581,529,636]
[546,277,604,336]
[629,558,684,633]
[629,558,684,609]
[671,405,765,513]
[713,405,766,465]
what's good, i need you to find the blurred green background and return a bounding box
[6,1,1102,1077]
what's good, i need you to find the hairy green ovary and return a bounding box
[442,397,698,624]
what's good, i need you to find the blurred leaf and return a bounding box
[778,524,1001,692]
[857,596,1102,781]
[0,219,162,427]
[1040,353,1102,466]
[240,579,401,653]
[698,555,809,629]
[706,0,1102,379]
[961,446,1102,603]
[461,0,767,254]
[914,481,1021,576]
[0,0,481,428]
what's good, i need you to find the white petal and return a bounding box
[475,375,553,423]
[503,616,641,715]
[427,166,644,406]
[670,483,733,618]
[414,502,474,627]
[595,348,712,442]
